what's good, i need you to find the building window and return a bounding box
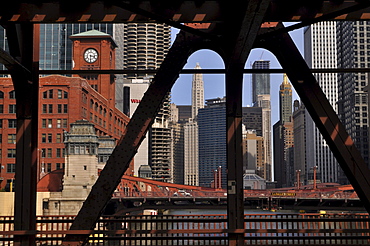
[42,133,46,143]
[9,90,15,99]
[8,119,16,128]
[0,91,3,99]
[41,148,46,158]
[42,119,46,128]
[7,149,16,158]
[57,90,62,99]
[0,134,2,143]
[8,105,16,113]
[0,104,3,113]
[56,133,62,143]
[0,119,2,128]
[7,163,15,173]
[47,148,52,158]
[48,133,52,143]
[48,119,52,128]
[7,134,16,144]
[56,163,61,170]
[62,119,67,128]
[47,163,51,172]
[43,89,53,99]
[64,91,68,99]
[48,104,53,113]
[57,119,61,128]
[42,104,47,113]
[56,148,61,158]
[63,104,68,113]
[57,104,62,113]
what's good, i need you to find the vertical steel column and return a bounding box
[258,26,370,213]
[219,1,270,245]
[6,24,40,245]
[225,64,244,245]
[63,31,202,246]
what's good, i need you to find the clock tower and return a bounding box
[70,30,117,107]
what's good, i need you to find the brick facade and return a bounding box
[0,30,131,189]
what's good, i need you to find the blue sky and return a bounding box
[170,24,304,125]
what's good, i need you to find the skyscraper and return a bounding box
[337,21,369,184]
[183,63,205,186]
[273,75,293,187]
[252,60,270,106]
[198,97,226,188]
[252,60,272,181]
[279,74,293,124]
[293,100,310,185]
[304,22,340,183]
[191,63,205,120]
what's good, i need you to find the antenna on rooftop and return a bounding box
[259,51,264,60]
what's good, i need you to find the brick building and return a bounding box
[0,30,130,189]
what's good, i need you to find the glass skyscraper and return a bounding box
[198,97,226,188]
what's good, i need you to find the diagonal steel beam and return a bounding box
[257,24,370,213]
[62,30,204,246]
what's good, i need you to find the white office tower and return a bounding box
[184,63,205,186]
[184,119,199,186]
[192,63,205,119]
[255,94,271,181]
[304,22,340,183]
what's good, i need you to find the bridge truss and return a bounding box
[2,1,370,245]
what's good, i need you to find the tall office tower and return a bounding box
[252,60,272,181]
[304,22,340,183]
[337,21,369,184]
[279,74,293,124]
[252,60,270,106]
[184,119,199,186]
[198,97,226,188]
[292,100,310,185]
[273,75,293,187]
[255,94,272,181]
[191,63,205,119]
[182,63,205,186]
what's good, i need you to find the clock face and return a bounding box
[84,48,98,63]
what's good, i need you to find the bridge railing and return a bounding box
[1,213,369,245]
[113,189,358,199]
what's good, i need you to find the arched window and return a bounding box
[90,99,94,109]
[9,90,16,99]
